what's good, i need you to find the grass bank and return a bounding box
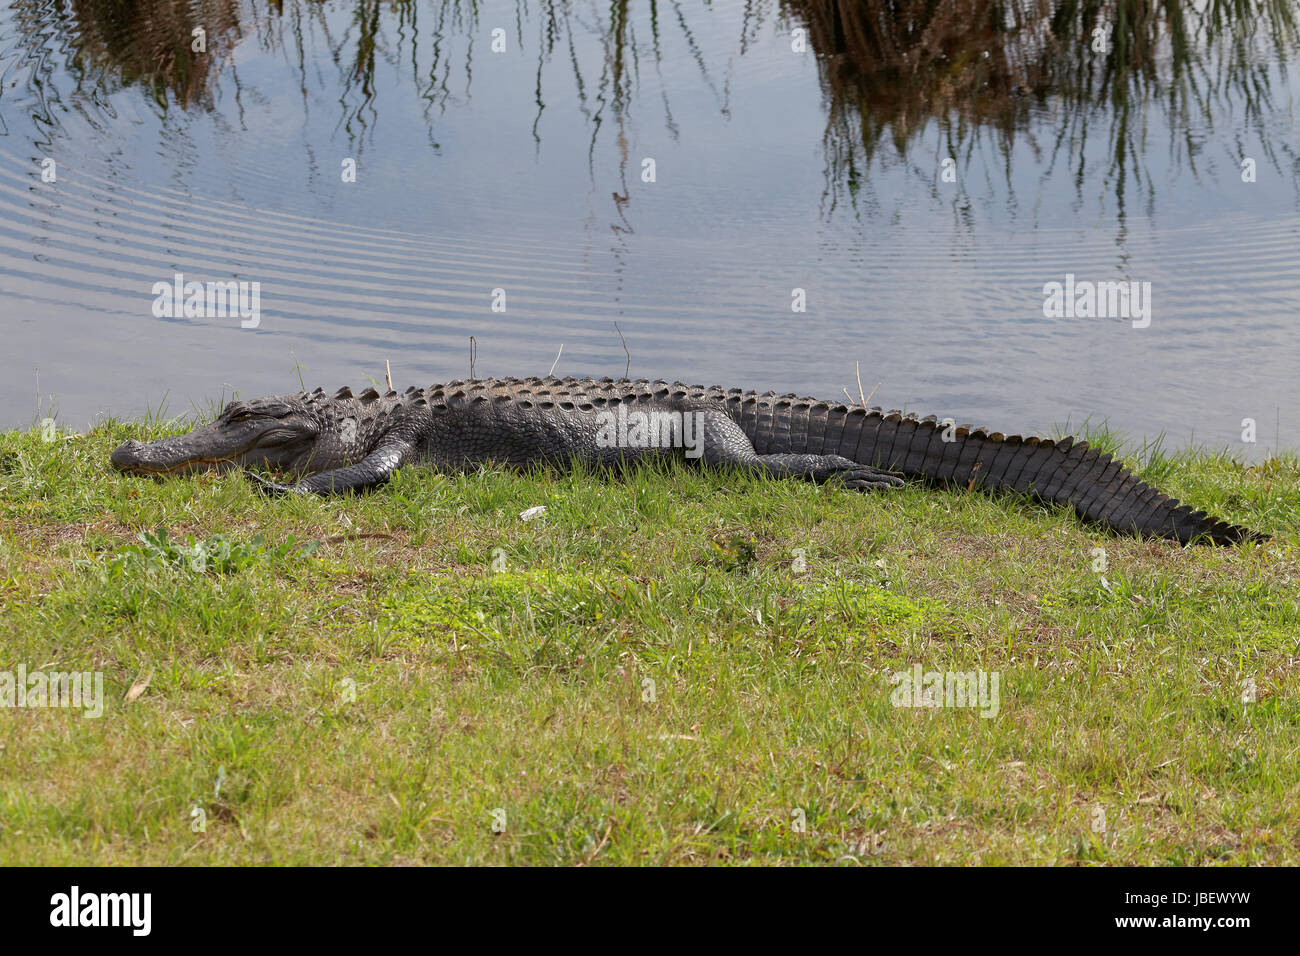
[0,418,1297,864]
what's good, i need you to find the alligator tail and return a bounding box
[750,397,1264,546]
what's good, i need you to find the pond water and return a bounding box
[1,0,1297,455]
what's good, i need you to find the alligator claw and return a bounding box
[836,466,906,492]
[245,472,296,496]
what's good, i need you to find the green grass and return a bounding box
[0,416,1297,865]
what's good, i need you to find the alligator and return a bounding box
[110,376,1265,545]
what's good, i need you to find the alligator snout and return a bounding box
[111,436,204,475]
[111,431,248,476]
[110,439,146,470]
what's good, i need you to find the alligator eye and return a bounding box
[256,429,299,446]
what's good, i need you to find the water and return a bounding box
[0,0,1297,455]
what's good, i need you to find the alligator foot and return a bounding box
[245,471,298,496]
[748,452,906,490]
[830,465,907,491]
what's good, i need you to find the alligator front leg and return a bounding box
[699,411,904,490]
[248,442,413,496]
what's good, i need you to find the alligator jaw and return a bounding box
[110,434,253,477]
[109,441,239,476]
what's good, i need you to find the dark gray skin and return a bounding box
[111,375,1265,546]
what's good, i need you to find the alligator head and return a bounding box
[110,396,332,477]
